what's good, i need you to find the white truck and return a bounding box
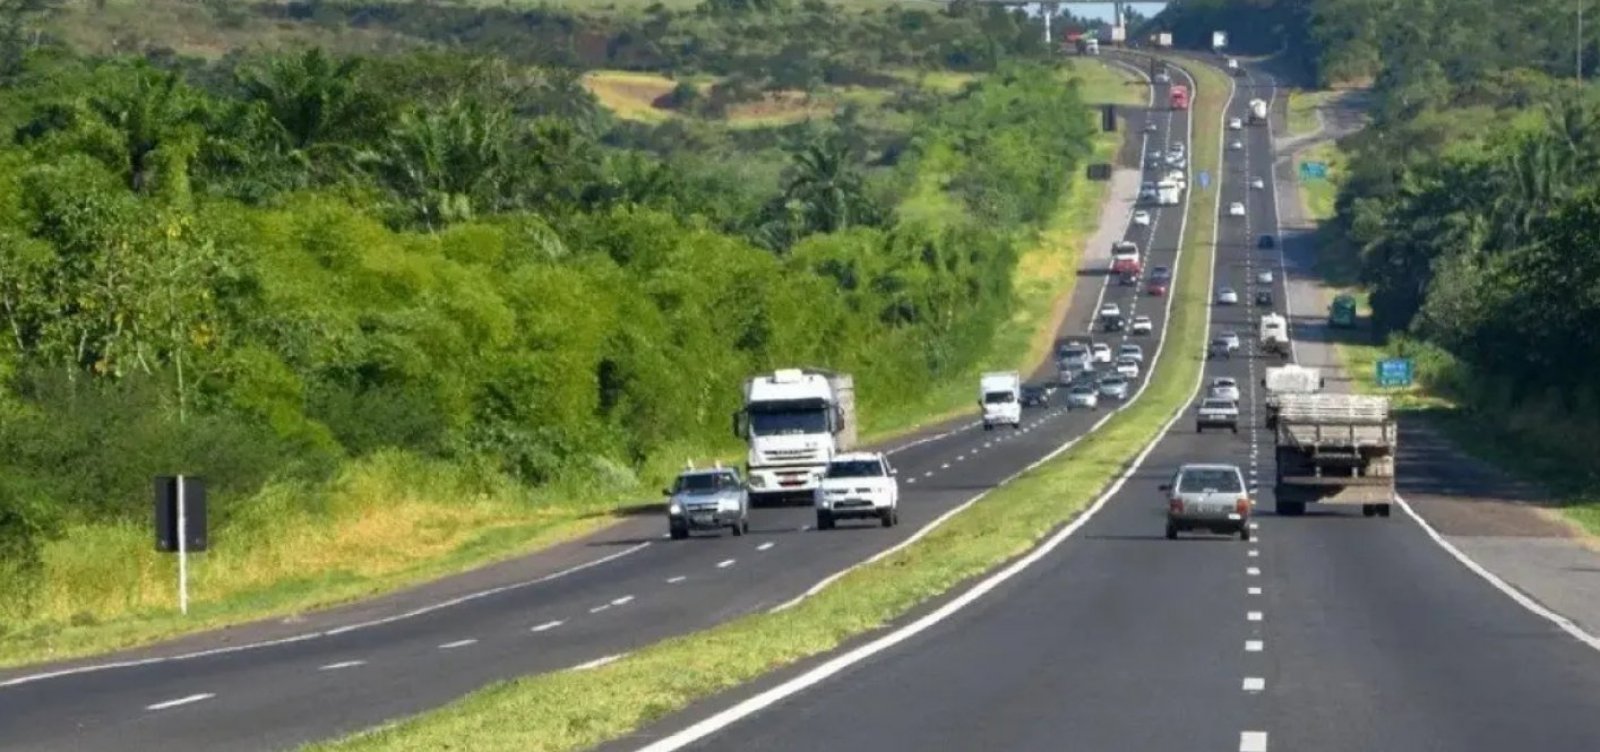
[1156,179,1182,206]
[734,368,856,505]
[1260,312,1290,358]
[1248,98,1269,124]
[1274,393,1397,518]
[979,371,1022,431]
[1262,364,1325,428]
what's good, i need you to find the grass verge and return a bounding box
[304,56,1229,752]
[0,62,1142,671]
[1286,89,1337,137]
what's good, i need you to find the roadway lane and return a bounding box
[621,59,1600,752]
[0,62,1198,752]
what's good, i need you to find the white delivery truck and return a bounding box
[734,368,856,505]
[1157,179,1182,206]
[1248,98,1269,124]
[1262,364,1325,428]
[979,371,1023,431]
[1260,312,1290,358]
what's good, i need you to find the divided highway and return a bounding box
[0,61,1197,752]
[615,60,1600,752]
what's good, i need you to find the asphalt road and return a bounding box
[617,59,1600,752]
[0,61,1196,752]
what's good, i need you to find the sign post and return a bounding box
[178,474,188,615]
[155,475,207,615]
[1299,161,1329,180]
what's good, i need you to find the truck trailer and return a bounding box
[734,368,856,505]
[1273,393,1397,517]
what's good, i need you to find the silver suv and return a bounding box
[665,466,749,539]
[1162,463,1253,540]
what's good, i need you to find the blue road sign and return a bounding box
[1299,161,1328,180]
[1198,171,1211,189]
[1376,358,1414,388]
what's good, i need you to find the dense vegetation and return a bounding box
[1164,0,1600,463]
[0,0,1103,628]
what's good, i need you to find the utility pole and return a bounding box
[1581,0,1586,84]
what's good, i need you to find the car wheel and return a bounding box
[1231,425,1238,434]
[816,511,835,530]
[1378,504,1393,518]
[1196,425,1203,433]
[880,508,894,528]
[741,517,750,535]
[730,518,745,536]
[1165,521,1179,540]
[1240,525,1252,541]
[670,525,688,541]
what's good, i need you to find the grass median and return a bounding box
[306,57,1231,752]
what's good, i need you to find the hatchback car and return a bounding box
[1258,234,1276,249]
[666,466,750,540]
[1208,336,1232,360]
[1098,375,1131,400]
[1163,463,1252,540]
[1251,177,1266,190]
[1066,384,1100,410]
[1118,343,1144,363]
[1099,302,1122,319]
[1020,384,1051,408]
[1229,140,1243,151]
[1092,342,1113,364]
[1255,290,1274,306]
[815,453,900,530]
[1220,331,1241,351]
[1133,210,1151,226]
[1131,315,1154,335]
[1145,120,1159,132]
[1228,117,1242,130]
[1228,202,1246,217]
[1257,269,1274,284]
[1115,356,1141,379]
[1209,377,1242,402]
[1216,287,1239,305]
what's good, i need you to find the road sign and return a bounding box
[1376,358,1414,388]
[1212,30,1228,50]
[1198,171,1211,189]
[1299,161,1328,180]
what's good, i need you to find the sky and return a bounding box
[1018,2,1171,24]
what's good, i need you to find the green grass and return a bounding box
[1061,59,1148,106]
[1296,139,1346,223]
[1286,89,1338,137]
[304,55,1230,752]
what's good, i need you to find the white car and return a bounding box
[1228,202,1246,217]
[1220,330,1241,351]
[1209,377,1242,402]
[1092,342,1113,364]
[1229,140,1243,151]
[1145,120,1159,132]
[1216,287,1239,305]
[1133,210,1151,226]
[1257,270,1274,284]
[1099,302,1122,319]
[1065,384,1100,410]
[1155,71,1171,84]
[815,453,899,529]
[1228,117,1243,130]
[1115,356,1141,379]
[1131,315,1154,335]
[1251,177,1266,190]
[1118,343,1144,363]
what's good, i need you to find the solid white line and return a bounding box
[438,639,477,650]
[1247,567,1260,576]
[531,620,564,632]
[612,595,635,606]
[666,576,687,584]
[717,559,736,569]
[1240,730,1269,752]
[757,542,775,551]
[1248,586,1262,595]
[1243,677,1265,692]
[1247,611,1263,622]
[1246,640,1264,652]
[572,653,625,671]
[1,539,655,689]
[318,660,365,671]
[146,693,214,711]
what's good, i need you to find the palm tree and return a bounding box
[781,132,877,236]
[366,98,515,230]
[236,48,382,155]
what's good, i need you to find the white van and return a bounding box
[979,371,1022,430]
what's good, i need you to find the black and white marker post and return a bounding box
[155,475,208,614]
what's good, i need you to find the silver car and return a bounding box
[1098,375,1131,400]
[1162,463,1253,540]
[665,467,749,539]
[1066,384,1100,410]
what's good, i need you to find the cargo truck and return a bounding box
[734,368,856,505]
[1329,294,1357,327]
[1248,98,1268,124]
[979,371,1022,430]
[1170,84,1189,110]
[1273,393,1397,517]
[1260,312,1290,359]
[1261,364,1325,428]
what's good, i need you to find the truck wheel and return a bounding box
[1196,424,1204,433]
[984,424,993,432]
[880,509,894,528]
[1275,500,1305,516]
[670,525,688,541]
[1362,504,1376,517]
[1165,521,1179,540]
[816,511,835,530]
[1378,504,1392,518]
[730,518,745,536]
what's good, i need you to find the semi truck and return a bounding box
[979,371,1022,430]
[1261,364,1325,428]
[1329,294,1357,327]
[734,368,856,505]
[1273,393,1397,517]
[1170,84,1189,111]
[1248,98,1268,124]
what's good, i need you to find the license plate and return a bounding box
[691,514,713,525]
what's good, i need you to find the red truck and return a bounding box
[1111,241,1142,284]
[1170,84,1189,110]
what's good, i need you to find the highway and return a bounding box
[611,59,1600,752]
[0,60,1196,751]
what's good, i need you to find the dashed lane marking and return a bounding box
[531,621,564,632]
[1247,611,1263,622]
[1240,731,1269,752]
[146,693,214,711]
[611,595,634,606]
[318,660,365,671]
[438,639,477,650]
[757,542,775,551]
[1243,677,1265,692]
[1247,567,1260,576]
[589,604,611,614]
[666,576,687,584]
[1246,640,1263,652]
[1248,587,1262,595]
[717,559,736,569]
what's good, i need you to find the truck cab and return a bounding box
[1260,313,1290,358]
[734,368,855,504]
[1111,241,1141,281]
[979,371,1022,430]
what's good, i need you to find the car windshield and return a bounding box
[827,460,884,478]
[1071,386,1095,395]
[1178,468,1243,493]
[675,472,740,494]
[1102,378,1126,387]
[983,391,1015,404]
[1215,378,1237,387]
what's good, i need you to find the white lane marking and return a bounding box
[146,693,214,711]
[572,653,625,671]
[757,542,775,551]
[666,576,687,584]
[318,660,366,671]
[1248,586,1262,595]
[1395,492,1600,652]
[717,559,736,569]
[1246,640,1264,652]
[589,604,611,614]
[1247,567,1260,576]
[798,525,812,532]
[907,478,917,484]
[1243,677,1265,692]
[1248,550,1259,557]
[1247,611,1263,622]
[956,455,965,462]
[531,621,564,632]
[1249,522,1259,530]
[0,539,654,689]
[1240,731,1269,752]
[766,53,1206,619]
[612,595,635,606]
[438,639,477,650]
[941,463,951,470]
[883,421,980,457]
[923,471,934,478]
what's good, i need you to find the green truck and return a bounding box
[1329,294,1357,328]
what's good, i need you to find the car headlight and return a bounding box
[668,501,682,515]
